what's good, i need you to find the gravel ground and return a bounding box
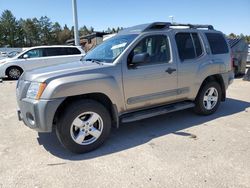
[0,78,250,188]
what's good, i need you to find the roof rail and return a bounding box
[170,23,214,30]
[143,22,214,32]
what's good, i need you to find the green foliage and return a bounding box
[227,33,250,44]
[0,10,123,47]
[0,10,20,47]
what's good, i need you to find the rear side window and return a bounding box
[66,47,81,55]
[175,33,203,61]
[45,48,63,56]
[45,47,81,57]
[205,33,229,54]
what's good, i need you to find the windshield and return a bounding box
[83,34,138,63]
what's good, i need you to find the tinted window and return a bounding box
[45,48,63,56]
[128,35,171,66]
[44,47,81,57]
[66,47,81,55]
[205,33,229,54]
[192,33,203,57]
[175,33,196,60]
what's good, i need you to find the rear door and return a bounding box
[122,34,178,110]
[173,31,209,100]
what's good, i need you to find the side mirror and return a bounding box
[23,54,29,59]
[132,53,149,64]
[129,53,149,69]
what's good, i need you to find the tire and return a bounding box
[56,99,111,154]
[6,66,23,80]
[194,81,222,115]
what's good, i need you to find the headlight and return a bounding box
[26,82,47,100]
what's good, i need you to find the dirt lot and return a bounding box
[0,78,250,188]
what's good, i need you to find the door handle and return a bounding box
[165,67,176,74]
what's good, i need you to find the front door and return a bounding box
[122,34,178,110]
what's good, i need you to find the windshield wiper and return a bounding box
[85,59,103,65]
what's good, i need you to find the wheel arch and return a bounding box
[197,74,226,101]
[53,92,119,130]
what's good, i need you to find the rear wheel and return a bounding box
[56,99,111,154]
[194,82,222,115]
[6,66,23,80]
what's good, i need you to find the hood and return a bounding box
[22,60,108,82]
[0,57,9,63]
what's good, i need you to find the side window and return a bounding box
[205,33,229,54]
[67,47,81,55]
[22,49,44,58]
[128,35,171,66]
[175,33,195,60]
[175,33,203,61]
[45,48,64,57]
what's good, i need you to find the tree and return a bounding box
[20,18,41,46]
[39,16,53,45]
[79,25,89,36]
[51,22,62,44]
[0,10,19,47]
[57,24,72,44]
[228,33,237,39]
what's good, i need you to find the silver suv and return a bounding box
[16,22,234,153]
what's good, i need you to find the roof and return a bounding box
[118,22,214,35]
[30,45,79,49]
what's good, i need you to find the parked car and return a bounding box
[0,45,85,79]
[0,51,8,60]
[16,22,234,153]
[7,51,20,58]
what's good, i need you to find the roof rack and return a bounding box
[143,22,214,32]
[170,23,214,30]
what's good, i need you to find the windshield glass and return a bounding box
[83,34,138,63]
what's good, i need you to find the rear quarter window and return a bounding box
[205,33,229,54]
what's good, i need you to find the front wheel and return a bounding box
[194,82,222,115]
[56,99,111,154]
[6,66,23,80]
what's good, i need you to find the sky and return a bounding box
[0,0,250,35]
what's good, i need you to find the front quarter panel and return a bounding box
[41,73,125,112]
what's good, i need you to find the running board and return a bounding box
[121,101,195,123]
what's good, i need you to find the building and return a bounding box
[227,38,248,75]
[66,32,109,52]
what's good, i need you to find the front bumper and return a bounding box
[0,64,6,78]
[17,97,64,132]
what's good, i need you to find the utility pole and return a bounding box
[72,0,80,46]
[169,15,174,24]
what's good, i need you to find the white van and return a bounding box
[0,45,85,79]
